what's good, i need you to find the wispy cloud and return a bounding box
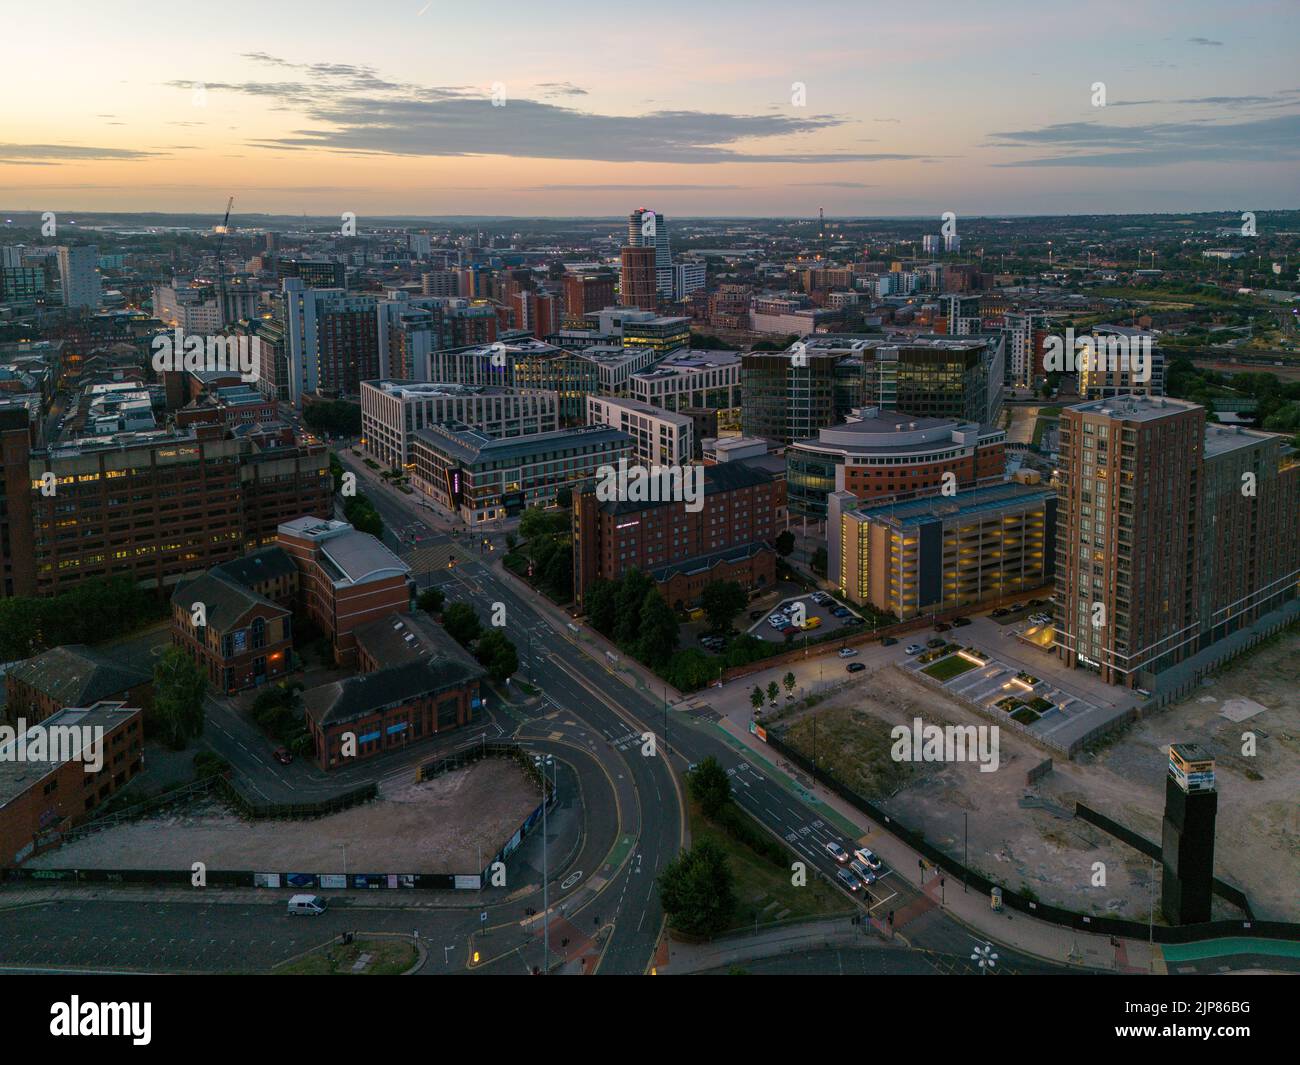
[989,113,1300,166]
[1187,36,1223,47]
[168,58,933,165]
[0,143,161,163]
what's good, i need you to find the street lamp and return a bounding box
[971,942,998,975]
[532,754,556,975]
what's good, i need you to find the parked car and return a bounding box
[838,647,858,658]
[273,746,293,765]
[935,622,951,632]
[880,636,898,646]
[836,868,861,893]
[779,624,799,637]
[768,615,785,627]
[802,616,822,629]
[926,637,946,648]
[749,610,764,620]
[991,607,1009,618]
[846,662,866,673]
[854,847,883,870]
[905,644,924,655]
[832,607,851,618]
[825,841,850,863]
[952,617,971,627]
[843,617,864,626]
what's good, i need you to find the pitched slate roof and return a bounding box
[170,571,286,632]
[7,645,149,706]
[301,655,485,729]
[212,546,297,588]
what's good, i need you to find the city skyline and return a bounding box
[3,0,1299,217]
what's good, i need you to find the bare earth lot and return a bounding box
[30,760,539,875]
[780,630,1299,924]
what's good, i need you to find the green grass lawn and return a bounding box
[277,937,418,975]
[922,655,978,682]
[688,798,849,932]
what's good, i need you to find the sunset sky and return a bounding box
[3,0,1298,217]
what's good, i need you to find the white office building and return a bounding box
[360,379,561,469]
[585,394,693,467]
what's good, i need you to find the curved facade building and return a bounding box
[787,407,1006,520]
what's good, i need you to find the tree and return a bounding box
[152,647,207,750]
[811,546,828,577]
[541,547,573,603]
[688,756,732,819]
[554,485,573,509]
[636,589,680,668]
[774,529,795,557]
[699,580,747,633]
[750,686,764,712]
[614,569,653,647]
[658,839,737,939]
[442,602,482,646]
[519,505,568,542]
[783,671,796,698]
[584,579,619,636]
[474,630,519,683]
[417,587,445,614]
[766,680,779,705]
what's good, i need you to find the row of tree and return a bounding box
[0,577,167,661]
[343,493,384,539]
[513,505,574,603]
[428,598,520,684]
[582,568,680,668]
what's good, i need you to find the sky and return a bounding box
[2,0,1298,218]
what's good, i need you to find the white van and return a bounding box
[287,894,327,916]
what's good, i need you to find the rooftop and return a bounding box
[1067,394,1199,423]
[301,655,484,728]
[364,380,532,400]
[413,423,633,465]
[6,646,149,706]
[0,702,142,808]
[849,481,1055,528]
[171,571,285,630]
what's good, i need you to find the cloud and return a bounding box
[171,61,933,165]
[789,181,879,188]
[522,183,749,191]
[0,143,161,163]
[1187,36,1223,47]
[989,113,1300,167]
[535,82,588,97]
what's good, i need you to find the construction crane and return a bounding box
[214,196,234,325]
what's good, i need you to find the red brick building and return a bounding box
[0,701,143,867]
[573,463,783,611]
[0,416,330,599]
[277,517,412,666]
[170,570,293,693]
[5,645,151,728]
[302,613,485,770]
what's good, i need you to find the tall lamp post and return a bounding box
[533,754,555,974]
